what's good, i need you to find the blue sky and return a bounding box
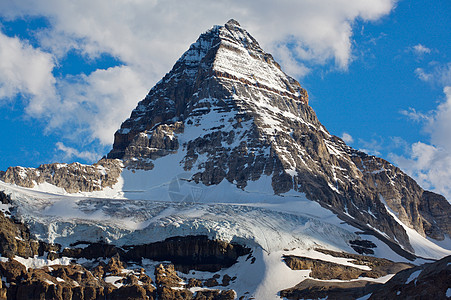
[0,0,450,199]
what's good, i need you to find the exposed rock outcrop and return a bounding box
[283,249,412,280]
[0,191,59,259]
[1,257,156,300]
[154,263,235,300]
[63,235,250,273]
[122,122,184,170]
[369,255,451,299]
[280,251,450,300]
[0,258,237,300]
[419,191,451,240]
[280,279,381,300]
[1,159,122,193]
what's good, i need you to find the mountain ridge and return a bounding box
[102,19,449,252]
[0,19,450,299]
[1,19,449,255]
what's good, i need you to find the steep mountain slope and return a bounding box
[0,19,450,299]
[99,19,447,251]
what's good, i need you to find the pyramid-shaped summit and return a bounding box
[106,20,450,254]
[109,18,312,162]
[108,18,319,186]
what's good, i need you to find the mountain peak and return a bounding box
[225,19,241,27]
[103,20,450,254]
[108,19,310,160]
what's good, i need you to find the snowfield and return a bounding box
[1,147,450,259]
[0,121,450,298]
[1,166,450,299]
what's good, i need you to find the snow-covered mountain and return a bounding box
[1,19,450,299]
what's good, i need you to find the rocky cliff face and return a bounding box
[280,248,451,300]
[104,19,449,251]
[1,159,122,193]
[369,254,451,299]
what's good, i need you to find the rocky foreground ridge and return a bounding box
[280,254,451,300]
[1,191,449,299]
[0,191,243,299]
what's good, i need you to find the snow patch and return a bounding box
[104,276,124,288]
[13,255,72,270]
[406,269,421,285]
[380,195,451,259]
[357,293,372,300]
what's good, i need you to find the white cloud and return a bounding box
[272,44,311,78]
[0,30,57,114]
[358,137,384,156]
[415,63,451,86]
[391,142,451,201]
[56,142,100,162]
[50,66,148,145]
[427,86,451,152]
[415,67,432,82]
[359,148,382,156]
[412,44,431,56]
[341,132,354,144]
[400,107,429,122]
[390,136,409,153]
[0,0,396,76]
[392,86,451,200]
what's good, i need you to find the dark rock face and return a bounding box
[124,235,251,272]
[369,255,451,300]
[0,191,59,259]
[1,159,122,193]
[280,279,381,300]
[349,239,377,255]
[63,235,250,273]
[280,250,450,300]
[418,191,451,240]
[283,249,412,281]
